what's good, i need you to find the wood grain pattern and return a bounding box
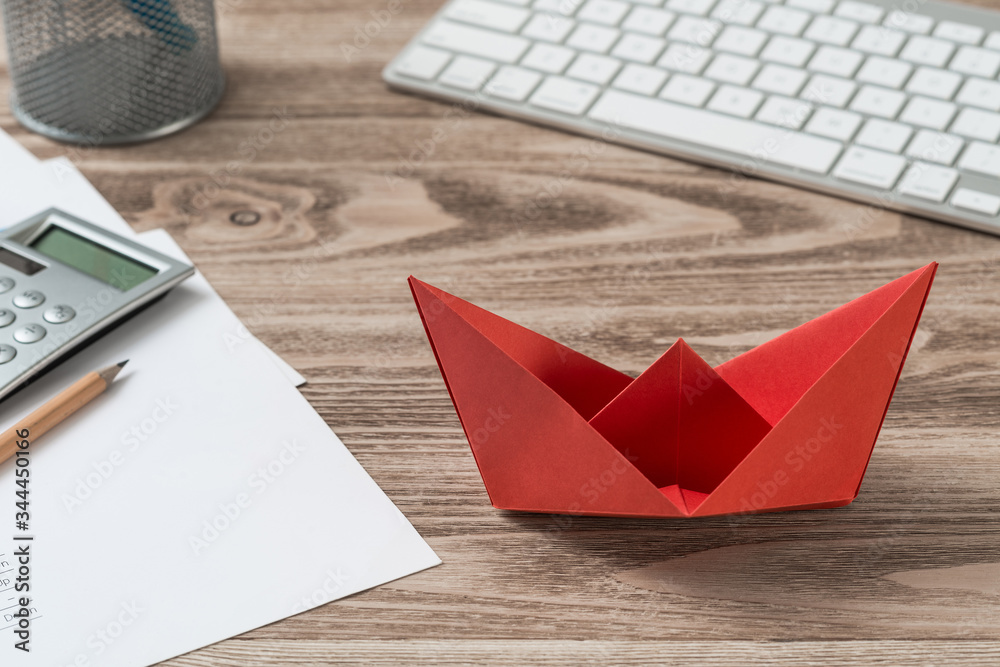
[2,0,1000,664]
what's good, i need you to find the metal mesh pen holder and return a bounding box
[2,0,225,144]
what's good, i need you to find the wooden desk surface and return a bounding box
[2,0,1000,664]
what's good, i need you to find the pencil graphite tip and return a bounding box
[98,361,129,385]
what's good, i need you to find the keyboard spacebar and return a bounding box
[588,90,842,175]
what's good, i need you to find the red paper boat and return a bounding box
[409,264,937,518]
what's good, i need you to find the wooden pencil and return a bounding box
[0,361,128,463]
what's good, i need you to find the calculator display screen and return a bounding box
[30,226,158,291]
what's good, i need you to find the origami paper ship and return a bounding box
[409,264,937,518]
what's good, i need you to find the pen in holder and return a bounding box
[1,0,225,145]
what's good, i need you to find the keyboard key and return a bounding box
[951,188,1000,216]
[804,16,859,47]
[577,0,630,25]
[705,53,760,85]
[757,6,812,36]
[567,53,623,84]
[855,118,912,153]
[898,163,959,203]
[395,46,452,80]
[612,63,669,95]
[806,106,863,140]
[714,26,769,56]
[521,13,576,42]
[949,46,1000,79]
[987,32,1000,52]
[899,36,955,68]
[834,1,883,24]
[752,63,808,96]
[883,10,934,35]
[445,0,530,32]
[424,21,530,63]
[521,43,577,73]
[755,95,813,129]
[905,130,964,165]
[529,76,602,114]
[933,21,984,45]
[760,36,816,67]
[959,141,1000,178]
[956,78,1000,112]
[668,16,723,46]
[439,56,497,90]
[658,43,713,73]
[533,0,574,14]
[801,74,857,108]
[707,84,764,117]
[833,146,907,188]
[666,0,716,16]
[849,85,906,118]
[808,45,863,77]
[622,7,676,36]
[950,108,1000,143]
[659,73,716,105]
[711,0,764,26]
[856,56,912,89]
[900,96,957,130]
[852,25,906,56]
[485,66,543,100]
[905,67,962,100]
[587,89,843,172]
[788,0,834,13]
[612,33,666,63]
[566,23,621,53]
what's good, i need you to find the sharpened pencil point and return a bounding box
[98,361,128,385]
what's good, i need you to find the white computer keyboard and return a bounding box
[384,0,1000,236]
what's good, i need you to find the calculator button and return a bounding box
[12,290,45,309]
[0,344,15,364]
[13,324,46,344]
[43,305,76,324]
[0,309,14,328]
[0,277,13,294]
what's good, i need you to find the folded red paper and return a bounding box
[409,263,937,518]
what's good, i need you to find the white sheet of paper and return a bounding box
[0,130,439,664]
[0,230,440,665]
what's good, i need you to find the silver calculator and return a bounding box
[0,208,194,401]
